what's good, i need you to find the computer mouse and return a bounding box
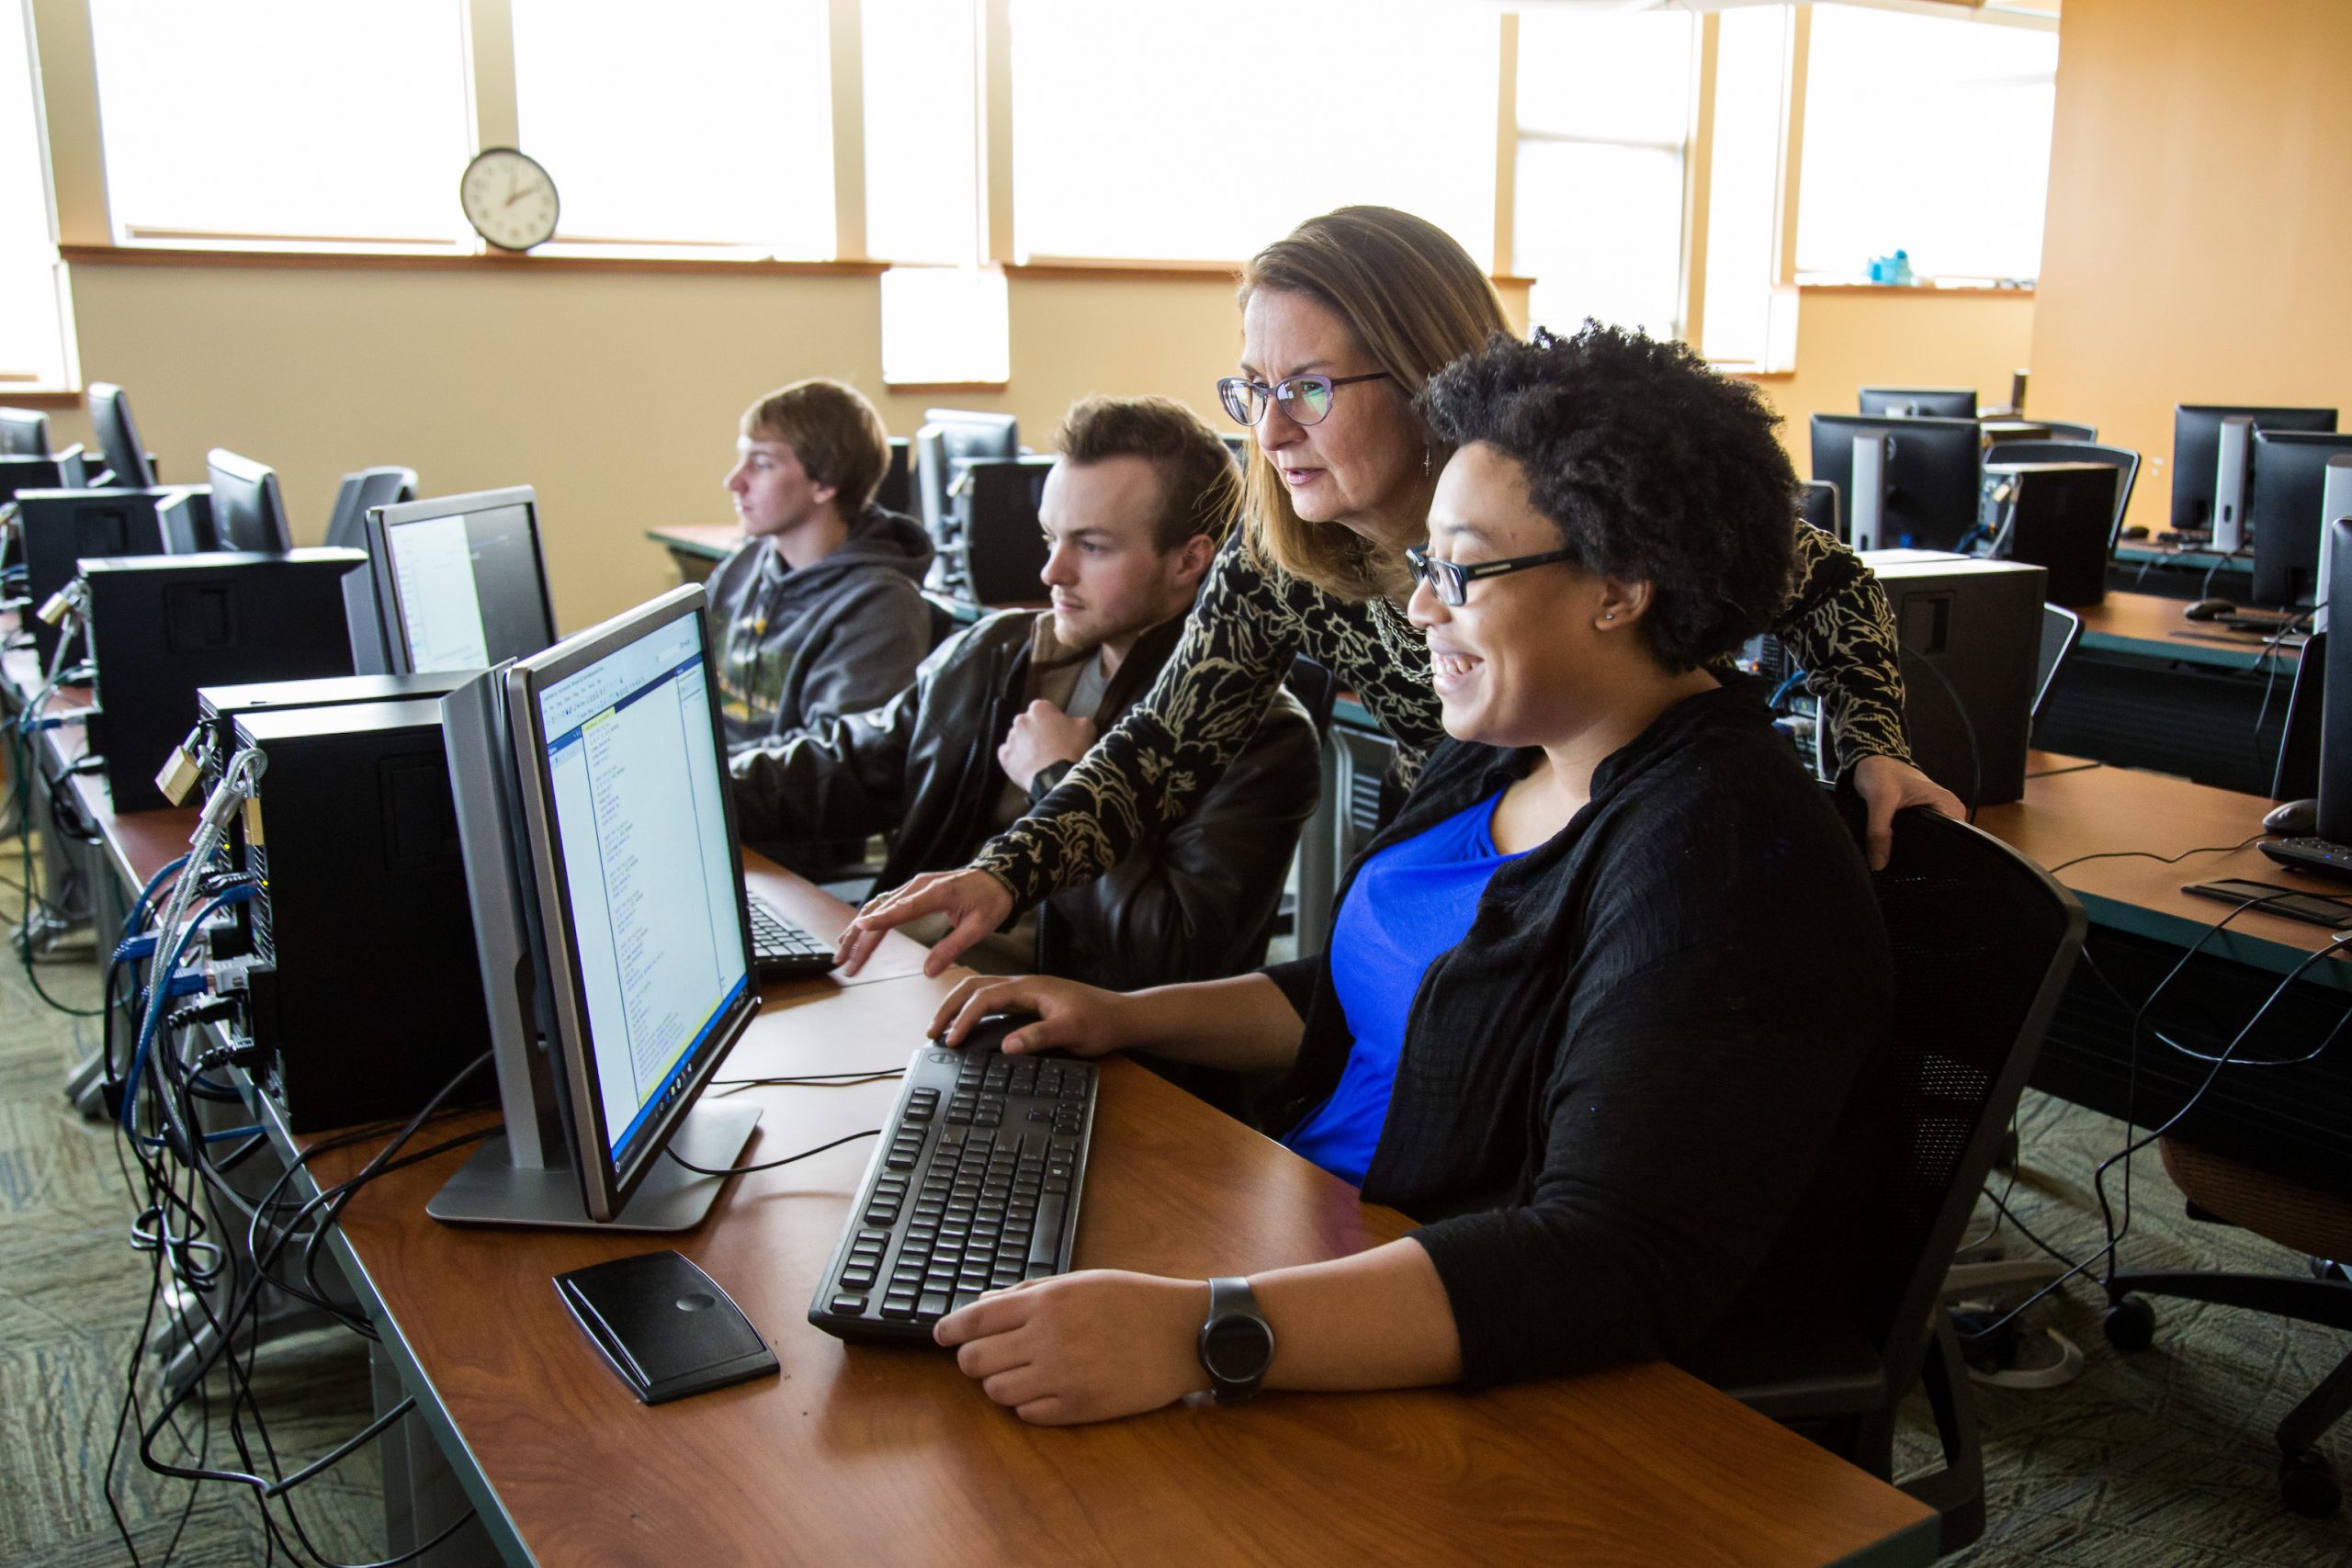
[2266,797,2320,836]
[2185,597,2238,622]
[2121,525,2151,540]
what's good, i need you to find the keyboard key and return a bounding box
[831,1295,867,1314]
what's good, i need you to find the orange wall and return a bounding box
[2030,0,2352,532]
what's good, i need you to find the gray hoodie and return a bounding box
[707,502,935,751]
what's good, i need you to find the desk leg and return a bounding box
[64,815,132,1119]
[373,1341,501,1568]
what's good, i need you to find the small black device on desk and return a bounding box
[2182,877,2352,929]
[747,889,834,979]
[555,1249,777,1404]
[808,1021,1096,1341]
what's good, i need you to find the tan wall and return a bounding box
[2030,0,2352,533]
[1751,287,2039,479]
[40,263,1528,631]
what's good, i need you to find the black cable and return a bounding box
[2043,832,2266,878]
[663,1125,881,1177]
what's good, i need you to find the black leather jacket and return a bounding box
[729,609,1322,989]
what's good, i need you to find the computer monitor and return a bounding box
[324,465,419,551]
[85,383,156,489]
[2321,519,2352,843]
[0,448,88,504]
[206,450,293,553]
[431,584,762,1228]
[914,409,1020,538]
[2248,431,2352,609]
[0,408,50,456]
[2170,403,2337,534]
[1798,480,1841,541]
[1811,414,1984,552]
[155,488,216,553]
[1858,387,1977,420]
[366,486,559,674]
[874,437,912,518]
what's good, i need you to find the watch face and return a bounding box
[461,148,560,252]
[1203,1315,1273,1382]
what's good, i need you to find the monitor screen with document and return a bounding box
[367,486,558,674]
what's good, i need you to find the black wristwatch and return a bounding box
[1196,1277,1274,1404]
[1027,761,1073,804]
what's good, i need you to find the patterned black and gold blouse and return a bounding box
[971,523,1911,909]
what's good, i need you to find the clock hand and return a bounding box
[503,184,537,209]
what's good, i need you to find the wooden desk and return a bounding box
[2036,590,2301,795]
[48,711,1935,1566]
[1978,755,2352,1192]
[302,962,1936,1568]
[646,523,739,587]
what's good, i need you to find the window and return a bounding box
[87,1,469,246]
[512,0,834,255]
[1796,6,2057,283]
[1,0,70,387]
[1009,0,1498,266]
[864,0,979,265]
[1700,5,1794,367]
[1512,9,1694,340]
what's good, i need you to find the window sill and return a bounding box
[1796,280,2034,297]
[59,243,890,278]
[0,388,85,408]
[882,381,1010,395]
[1008,257,1535,288]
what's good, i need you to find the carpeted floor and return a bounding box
[4,855,2351,1564]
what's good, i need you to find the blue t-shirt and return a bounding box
[1283,789,1523,1186]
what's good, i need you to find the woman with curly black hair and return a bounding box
[837,206,1959,976]
[912,323,1892,1425]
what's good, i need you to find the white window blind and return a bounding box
[1010,0,1497,267]
[1796,6,2056,282]
[512,0,835,254]
[864,0,979,265]
[1512,10,1694,341]
[1,0,69,386]
[1701,5,1793,367]
[88,1,469,246]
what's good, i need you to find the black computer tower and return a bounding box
[231,697,492,1133]
[193,671,476,955]
[17,488,175,667]
[1989,461,2119,608]
[82,549,365,813]
[1865,551,2047,807]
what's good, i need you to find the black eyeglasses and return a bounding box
[1216,371,1391,427]
[1405,544,1576,607]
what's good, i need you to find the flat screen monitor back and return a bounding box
[1859,387,1977,419]
[2248,431,2352,609]
[2171,404,2336,532]
[86,383,156,489]
[1810,413,1983,551]
[325,466,419,551]
[0,408,49,457]
[207,450,293,552]
[368,487,558,674]
[0,450,87,504]
[2321,519,2352,842]
[916,411,1019,535]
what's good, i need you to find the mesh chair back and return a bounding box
[1284,655,1340,742]
[1985,440,2141,548]
[1842,804,2084,1393]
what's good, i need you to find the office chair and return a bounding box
[1984,439,2141,550]
[1711,804,2085,1555]
[2103,1142,2352,1516]
[2038,420,2099,442]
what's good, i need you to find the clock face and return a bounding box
[461,148,560,252]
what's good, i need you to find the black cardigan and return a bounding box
[1260,682,1891,1391]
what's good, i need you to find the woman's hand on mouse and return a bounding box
[935,1271,1210,1425]
[930,974,1136,1056]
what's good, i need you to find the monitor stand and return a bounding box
[427,1100,761,1232]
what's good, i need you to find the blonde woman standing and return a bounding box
[840,207,1957,975]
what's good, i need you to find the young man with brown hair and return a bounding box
[708,378,934,750]
[730,395,1319,991]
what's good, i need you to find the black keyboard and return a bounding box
[808,1024,1096,1341]
[2259,837,2352,879]
[748,890,834,978]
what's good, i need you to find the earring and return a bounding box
[1604,612,1616,621]
[1422,445,1432,477]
